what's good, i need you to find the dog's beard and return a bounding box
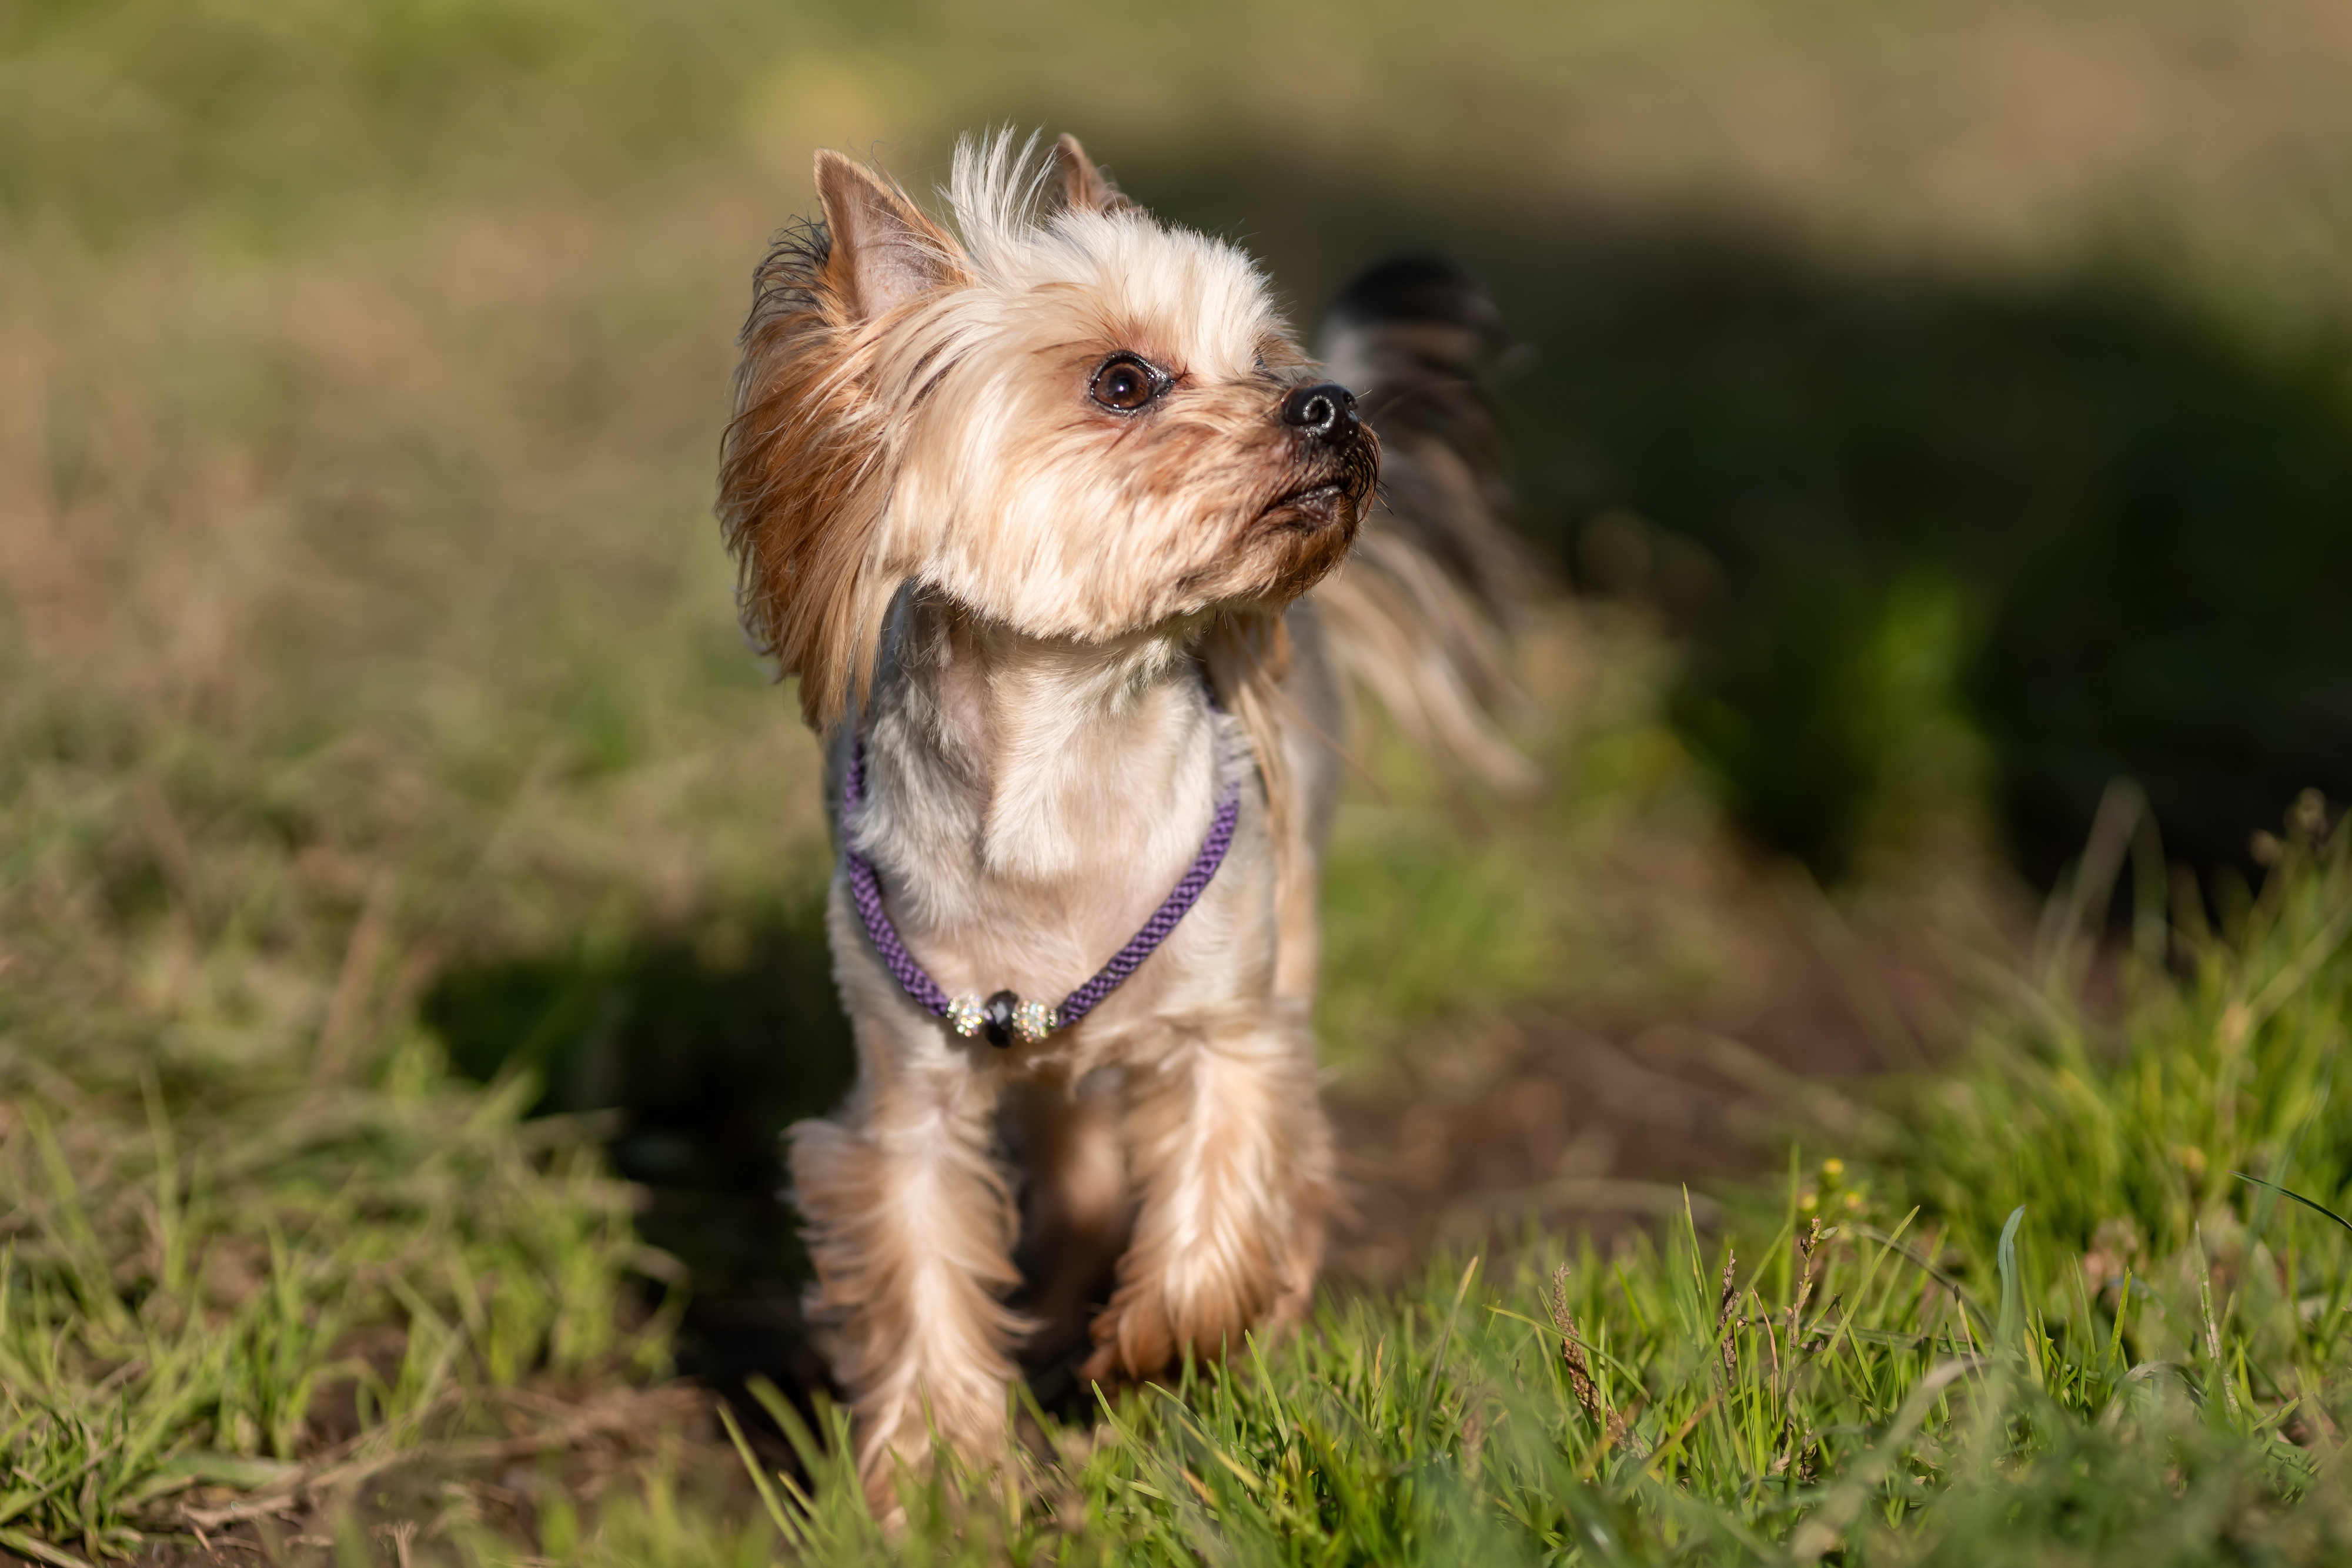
[1215,441,1379,607]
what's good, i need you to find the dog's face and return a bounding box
[718,133,1379,726]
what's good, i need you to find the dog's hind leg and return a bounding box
[787,1003,1025,1507]
[1080,1019,1332,1382]
[1008,1070,1132,1379]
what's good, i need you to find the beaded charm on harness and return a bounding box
[947,991,1057,1048]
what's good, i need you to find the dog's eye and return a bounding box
[1089,353,1162,413]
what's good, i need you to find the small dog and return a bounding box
[717,131,1529,1498]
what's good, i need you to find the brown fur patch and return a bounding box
[715,157,973,729]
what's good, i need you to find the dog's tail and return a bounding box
[1313,256,1543,794]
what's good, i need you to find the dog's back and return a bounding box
[1313,256,1541,795]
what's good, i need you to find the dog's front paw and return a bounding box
[1080,1289,1177,1386]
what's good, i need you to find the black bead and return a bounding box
[982,990,1019,1048]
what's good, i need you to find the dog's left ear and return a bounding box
[1049,134,1132,216]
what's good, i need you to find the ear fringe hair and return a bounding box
[717,218,891,730]
[1200,609,1317,976]
[718,135,1066,733]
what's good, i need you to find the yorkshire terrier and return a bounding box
[717,131,1529,1500]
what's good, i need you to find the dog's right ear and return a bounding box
[1048,133,1132,216]
[814,150,964,323]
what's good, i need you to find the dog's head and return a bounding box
[718,131,1379,728]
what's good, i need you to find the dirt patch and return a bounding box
[1325,842,2017,1285]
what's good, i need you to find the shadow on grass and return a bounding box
[422,905,854,1413]
[1125,152,2352,888]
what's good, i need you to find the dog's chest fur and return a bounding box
[843,598,1279,1072]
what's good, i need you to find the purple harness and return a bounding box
[841,730,1243,1048]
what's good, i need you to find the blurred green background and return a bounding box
[7,0,2352,1388]
[11,0,2348,882]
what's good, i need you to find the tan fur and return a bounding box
[717,132,1497,1507]
[1199,609,1330,999]
[716,158,973,728]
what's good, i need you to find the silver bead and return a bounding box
[1012,999,1056,1046]
[947,994,987,1038]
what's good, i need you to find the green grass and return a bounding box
[0,1056,666,1562]
[18,771,2343,1564]
[11,2,2352,1562]
[712,812,2352,1565]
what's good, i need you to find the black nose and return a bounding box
[1279,381,1359,444]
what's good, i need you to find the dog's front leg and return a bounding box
[1081,1021,1332,1383]
[787,1008,1024,1505]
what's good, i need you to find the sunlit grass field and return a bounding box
[8,1,2352,1562]
[12,813,2352,1564]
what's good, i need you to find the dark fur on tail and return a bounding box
[1315,256,1541,792]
